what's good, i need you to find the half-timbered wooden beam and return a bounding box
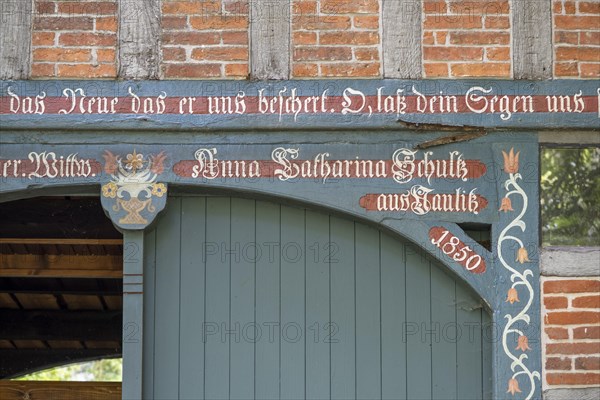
[250,0,291,79]
[0,382,121,400]
[512,0,553,79]
[0,0,32,79]
[382,0,422,78]
[0,254,122,278]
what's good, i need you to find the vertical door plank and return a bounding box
[204,198,231,400]
[255,200,280,399]
[142,229,156,399]
[405,244,432,400]
[153,198,181,399]
[355,224,381,399]
[431,266,458,399]
[482,310,493,400]
[380,234,407,399]
[179,198,206,399]
[305,211,330,399]
[330,217,356,400]
[280,207,306,400]
[457,289,483,400]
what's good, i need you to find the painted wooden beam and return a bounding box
[512,0,553,79]
[0,309,122,342]
[541,247,600,276]
[0,254,123,278]
[0,382,121,400]
[250,0,290,79]
[118,0,161,79]
[382,0,422,78]
[0,0,32,79]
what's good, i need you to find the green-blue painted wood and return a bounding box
[279,206,306,400]
[142,229,156,400]
[431,265,458,399]
[380,233,407,400]
[254,200,280,399]
[457,286,484,400]
[305,211,330,399]
[405,244,432,400]
[204,198,231,400]
[355,224,382,399]
[179,198,206,399]
[153,198,181,399]
[330,217,356,400]
[482,310,493,400]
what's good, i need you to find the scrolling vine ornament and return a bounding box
[498,148,540,399]
[100,150,168,230]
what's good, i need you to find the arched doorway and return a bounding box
[143,196,492,399]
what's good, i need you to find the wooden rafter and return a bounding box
[0,254,122,278]
[0,238,122,246]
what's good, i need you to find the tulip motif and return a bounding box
[516,247,531,264]
[499,197,514,212]
[507,378,522,395]
[516,335,531,352]
[502,148,520,174]
[506,287,520,304]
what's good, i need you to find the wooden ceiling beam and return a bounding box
[0,238,122,246]
[0,254,122,278]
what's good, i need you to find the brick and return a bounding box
[553,1,563,14]
[353,15,378,29]
[555,16,600,30]
[354,48,379,61]
[424,63,449,77]
[423,31,435,45]
[224,63,248,77]
[223,0,248,14]
[546,373,600,385]
[293,16,351,31]
[162,16,188,30]
[162,32,220,45]
[162,63,222,78]
[424,1,447,14]
[546,342,600,355]
[33,48,91,62]
[545,327,569,340]
[544,280,600,294]
[424,46,483,61]
[546,311,600,325]
[555,31,580,45]
[293,47,352,61]
[448,1,510,14]
[189,16,248,30]
[544,296,569,310]
[319,32,379,45]
[563,1,576,14]
[579,1,600,14]
[161,1,220,15]
[293,32,318,45]
[292,63,318,77]
[546,357,572,370]
[581,63,600,78]
[556,47,600,62]
[484,15,510,29]
[37,2,56,14]
[293,1,318,15]
[96,16,117,32]
[191,47,248,61]
[320,63,380,77]
[573,295,600,308]
[554,62,579,77]
[162,47,187,62]
[59,33,116,47]
[575,357,600,370]
[221,31,248,45]
[96,49,116,63]
[581,31,600,46]
[435,31,448,45]
[32,32,56,46]
[573,326,600,339]
[33,16,94,31]
[57,1,117,15]
[57,64,117,78]
[31,63,55,78]
[450,63,511,77]
[449,32,510,45]
[487,47,510,61]
[320,0,379,14]
[424,15,483,29]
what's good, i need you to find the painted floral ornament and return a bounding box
[100,150,168,230]
[499,196,513,212]
[507,378,522,395]
[516,247,531,264]
[516,335,531,352]
[502,147,520,174]
[506,287,520,304]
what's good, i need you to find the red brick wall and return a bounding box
[161,0,249,79]
[423,0,511,78]
[291,0,381,77]
[32,0,117,78]
[553,1,600,78]
[543,278,600,388]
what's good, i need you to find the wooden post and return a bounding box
[122,230,144,400]
[250,0,291,79]
[382,0,422,79]
[0,0,32,79]
[512,0,553,79]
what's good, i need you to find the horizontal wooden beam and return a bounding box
[0,238,122,246]
[0,254,122,278]
[0,277,123,296]
[0,382,121,400]
[0,310,122,342]
[0,351,121,379]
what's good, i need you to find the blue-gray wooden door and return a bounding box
[142,196,492,400]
